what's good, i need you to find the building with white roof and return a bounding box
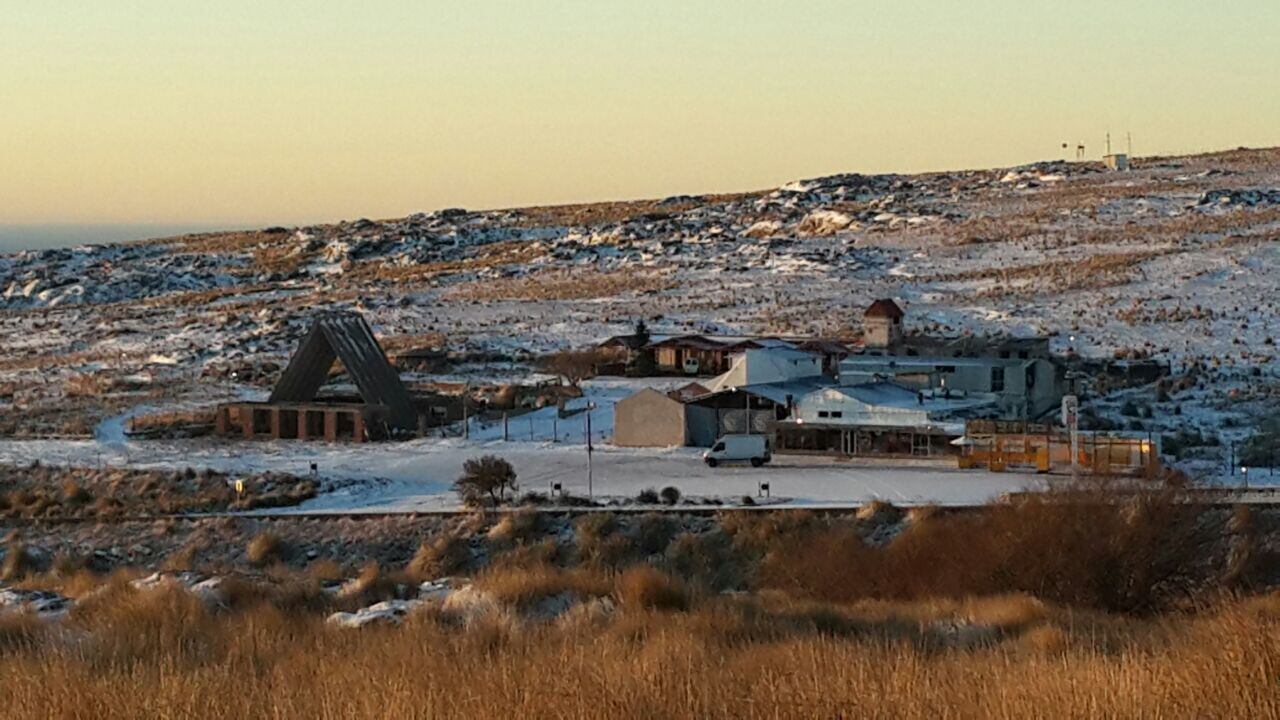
[773,381,998,457]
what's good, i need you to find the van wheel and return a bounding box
[705,458,718,468]
[750,457,763,468]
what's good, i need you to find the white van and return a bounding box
[703,434,772,468]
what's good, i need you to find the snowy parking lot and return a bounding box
[0,431,1045,513]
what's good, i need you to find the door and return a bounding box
[841,430,854,456]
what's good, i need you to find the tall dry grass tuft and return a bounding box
[486,508,543,545]
[575,513,633,568]
[1,541,34,581]
[406,535,472,581]
[69,580,222,668]
[0,613,47,653]
[615,566,689,611]
[474,565,612,611]
[245,532,286,567]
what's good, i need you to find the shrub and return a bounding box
[659,486,681,506]
[855,500,902,524]
[486,509,543,545]
[1,542,33,580]
[407,535,472,580]
[538,348,616,388]
[756,486,1203,614]
[636,488,659,504]
[453,456,518,506]
[575,514,624,566]
[60,479,92,506]
[306,558,344,582]
[246,532,286,567]
[518,491,549,506]
[664,530,743,592]
[336,562,400,608]
[616,566,689,611]
[633,513,678,556]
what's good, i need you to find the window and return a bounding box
[991,367,1005,392]
[912,433,931,456]
[1018,350,1029,359]
[712,442,725,452]
[818,411,830,418]
[830,411,843,418]
[999,350,1010,359]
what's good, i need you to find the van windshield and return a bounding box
[712,443,725,451]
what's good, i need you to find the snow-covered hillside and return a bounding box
[1,148,1278,480]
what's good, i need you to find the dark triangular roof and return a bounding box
[864,298,904,319]
[270,312,417,431]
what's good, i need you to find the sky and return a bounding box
[2,0,1278,244]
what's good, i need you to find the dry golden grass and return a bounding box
[615,565,689,611]
[445,268,676,302]
[928,248,1180,297]
[0,581,1273,719]
[341,239,547,285]
[245,532,285,567]
[473,565,613,610]
[405,534,471,581]
[512,192,753,228]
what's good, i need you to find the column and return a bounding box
[352,411,365,443]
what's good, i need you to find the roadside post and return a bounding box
[585,402,596,499]
[1062,395,1079,479]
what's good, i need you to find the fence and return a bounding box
[442,408,608,446]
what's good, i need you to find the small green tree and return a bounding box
[634,319,651,347]
[629,319,657,376]
[453,455,518,506]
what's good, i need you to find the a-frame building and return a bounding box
[215,312,418,441]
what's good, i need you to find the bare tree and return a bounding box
[453,455,518,506]
[541,348,618,389]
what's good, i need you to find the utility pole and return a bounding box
[462,381,469,440]
[585,403,596,499]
